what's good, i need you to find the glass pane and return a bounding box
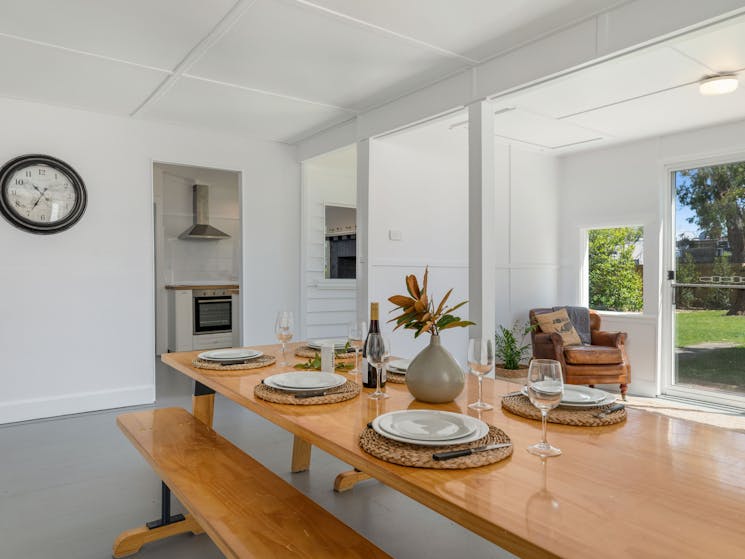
[588,226,643,312]
[674,164,745,395]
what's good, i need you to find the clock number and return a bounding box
[39,214,46,221]
[25,170,32,177]
[14,199,21,207]
[14,178,23,185]
[38,169,46,176]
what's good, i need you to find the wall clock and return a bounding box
[0,154,87,234]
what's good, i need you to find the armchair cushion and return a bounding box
[534,309,582,346]
[564,345,623,365]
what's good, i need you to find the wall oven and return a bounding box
[193,289,233,334]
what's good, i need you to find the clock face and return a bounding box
[0,155,87,234]
[6,164,77,224]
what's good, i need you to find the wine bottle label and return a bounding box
[361,358,369,383]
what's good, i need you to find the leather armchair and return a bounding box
[529,308,630,399]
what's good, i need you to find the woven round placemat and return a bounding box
[254,379,360,405]
[360,425,512,469]
[386,370,406,384]
[501,393,626,426]
[295,346,356,360]
[192,354,276,376]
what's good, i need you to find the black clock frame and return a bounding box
[0,154,87,234]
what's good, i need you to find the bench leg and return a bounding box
[112,483,203,558]
[291,436,312,473]
[334,469,371,492]
[192,381,215,428]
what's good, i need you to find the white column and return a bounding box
[468,100,496,342]
[356,139,371,322]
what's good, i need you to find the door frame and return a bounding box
[661,150,745,409]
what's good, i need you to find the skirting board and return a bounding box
[0,384,155,424]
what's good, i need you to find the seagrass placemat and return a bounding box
[192,355,276,376]
[295,346,355,360]
[254,379,360,405]
[386,370,406,384]
[359,425,512,469]
[501,393,626,426]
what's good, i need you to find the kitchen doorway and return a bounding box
[153,162,242,356]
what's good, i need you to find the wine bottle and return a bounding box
[362,302,385,388]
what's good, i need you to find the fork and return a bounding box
[594,403,625,418]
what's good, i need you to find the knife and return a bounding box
[432,443,513,461]
[594,403,625,418]
[294,390,328,399]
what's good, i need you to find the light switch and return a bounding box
[389,229,402,241]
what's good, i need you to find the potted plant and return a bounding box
[494,320,534,378]
[388,267,474,403]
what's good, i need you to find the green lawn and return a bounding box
[676,310,745,392]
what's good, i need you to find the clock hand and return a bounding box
[29,188,49,211]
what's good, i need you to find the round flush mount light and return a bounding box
[699,74,739,96]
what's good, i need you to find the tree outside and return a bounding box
[677,163,745,315]
[588,226,643,312]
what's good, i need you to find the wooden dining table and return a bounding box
[159,343,745,559]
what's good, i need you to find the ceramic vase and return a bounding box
[405,334,465,403]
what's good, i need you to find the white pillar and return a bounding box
[356,139,371,322]
[468,100,496,342]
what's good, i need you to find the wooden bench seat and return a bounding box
[114,407,391,559]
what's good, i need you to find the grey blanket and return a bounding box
[553,306,591,345]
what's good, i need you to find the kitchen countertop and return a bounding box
[165,283,239,291]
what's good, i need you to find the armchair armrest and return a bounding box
[592,330,627,348]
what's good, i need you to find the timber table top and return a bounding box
[162,344,745,559]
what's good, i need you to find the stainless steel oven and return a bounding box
[193,289,233,334]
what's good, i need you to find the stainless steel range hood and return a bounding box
[178,184,230,240]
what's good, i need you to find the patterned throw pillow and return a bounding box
[535,309,583,346]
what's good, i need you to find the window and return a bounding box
[324,205,356,279]
[587,226,644,312]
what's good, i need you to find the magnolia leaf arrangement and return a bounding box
[294,352,354,372]
[388,267,474,337]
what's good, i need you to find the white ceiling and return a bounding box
[0,0,625,143]
[490,15,745,154]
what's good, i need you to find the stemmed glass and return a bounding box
[526,359,564,457]
[366,333,389,400]
[274,311,294,366]
[347,321,366,377]
[468,338,495,410]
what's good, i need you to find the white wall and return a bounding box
[370,121,469,363]
[495,144,560,333]
[301,147,357,339]
[0,98,298,423]
[558,117,745,397]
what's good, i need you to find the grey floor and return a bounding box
[0,360,514,559]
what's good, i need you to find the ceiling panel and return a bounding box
[308,0,625,61]
[141,76,355,143]
[0,35,168,115]
[495,46,710,118]
[673,17,745,73]
[0,0,235,69]
[189,0,465,110]
[564,80,745,139]
[492,108,604,148]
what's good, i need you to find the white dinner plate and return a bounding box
[307,338,348,350]
[198,349,262,361]
[268,372,346,390]
[378,410,476,441]
[520,386,616,408]
[387,359,411,373]
[560,385,607,404]
[372,411,489,447]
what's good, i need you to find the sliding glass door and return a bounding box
[668,161,745,407]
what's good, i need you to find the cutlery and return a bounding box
[220,360,248,366]
[594,403,625,418]
[294,390,329,399]
[432,443,512,461]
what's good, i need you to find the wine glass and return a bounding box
[526,359,564,457]
[347,321,366,377]
[366,333,389,400]
[274,311,294,366]
[468,338,495,410]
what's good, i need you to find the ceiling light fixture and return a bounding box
[699,74,739,96]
